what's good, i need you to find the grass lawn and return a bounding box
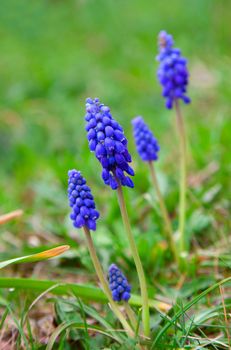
[0,0,230,349]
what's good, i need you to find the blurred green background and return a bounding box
[0,0,230,275]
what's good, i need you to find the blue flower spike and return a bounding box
[108,264,131,302]
[132,116,160,162]
[85,98,134,190]
[156,30,190,109]
[68,169,100,231]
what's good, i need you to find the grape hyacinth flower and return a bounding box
[85,98,134,190]
[132,116,160,162]
[156,31,190,268]
[132,116,179,265]
[67,170,134,335]
[68,169,100,231]
[85,98,150,336]
[108,264,131,302]
[156,30,190,109]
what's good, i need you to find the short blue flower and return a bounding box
[85,98,134,190]
[132,116,160,162]
[156,30,190,109]
[108,264,131,302]
[68,169,100,231]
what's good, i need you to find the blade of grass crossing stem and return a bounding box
[83,226,134,336]
[0,277,167,310]
[71,291,126,343]
[181,316,195,348]
[151,277,231,348]
[76,297,91,350]
[46,322,123,350]
[22,284,63,326]
[135,308,142,338]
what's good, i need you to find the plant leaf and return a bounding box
[0,245,70,269]
[46,321,123,350]
[0,277,170,310]
[151,276,231,349]
[0,209,23,225]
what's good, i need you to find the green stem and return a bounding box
[123,302,137,330]
[175,100,187,257]
[123,304,147,350]
[116,185,150,338]
[148,161,179,266]
[83,226,134,336]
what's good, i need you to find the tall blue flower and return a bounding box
[85,98,134,190]
[108,264,131,302]
[68,170,100,231]
[132,116,160,162]
[156,30,190,109]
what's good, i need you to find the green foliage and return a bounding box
[0,246,69,269]
[0,0,230,349]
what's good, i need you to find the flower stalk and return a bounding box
[156,30,190,268]
[175,100,187,261]
[83,226,134,336]
[123,302,138,330]
[116,184,150,338]
[148,160,179,265]
[67,170,134,336]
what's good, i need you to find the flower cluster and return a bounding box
[108,264,131,302]
[156,30,190,109]
[68,169,100,231]
[132,116,160,162]
[85,98,134,190]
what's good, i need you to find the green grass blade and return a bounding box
[151,276,231,349]
[60,297,126,343]
[0,277,168,310]
[76,297,91,350]
[21,283,62,327]
[0,245,69,269]
[186,303,231,330]
[0,308,9,329]
[6,304,30,350]
[46,321,123,350]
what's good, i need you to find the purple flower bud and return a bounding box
[89,139,97,151]
[109,176,118,190]
[68,170,100,231]
[95,144,106,158]
[105,137,115,151]
[102,168,110,181]
[87,219,96,231]
[97,131,105,141]
[105,126,114,137]
[87,128,96,140]
[108,264,131,302]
